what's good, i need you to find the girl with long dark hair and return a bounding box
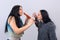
[5,5,34,40]
[33,10,57,40]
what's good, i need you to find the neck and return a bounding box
[40,20,43,23]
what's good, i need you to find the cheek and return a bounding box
[19,10,23,15]
[38,15,41,18]
[38,16,41,18]
[19,10,22,13]
[38,15,42,19]
[19,9,23,13]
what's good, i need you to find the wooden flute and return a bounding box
[24,13,31,19]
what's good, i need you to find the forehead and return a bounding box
[38,11,41,14]
[38,12,41,15]
[19,6,22,9]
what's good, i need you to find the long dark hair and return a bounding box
[40,10,52,23]
[5,5,23,33]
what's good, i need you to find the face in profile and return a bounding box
[19,6,23,16]
[37,11,42,20]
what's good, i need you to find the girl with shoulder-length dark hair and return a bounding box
[33,10,57,40]
[5,5,34,40]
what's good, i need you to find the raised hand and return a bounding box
[33,12,37,18]
[24,12,31,25]
[27,18,34,26]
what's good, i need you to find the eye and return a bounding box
[38,13,40,16]
[19,9,22,10]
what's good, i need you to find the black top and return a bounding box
[35,18,57,40]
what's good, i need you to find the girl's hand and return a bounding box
[33,12,37,18]
[27,18,34,26]
[24,12,31,25]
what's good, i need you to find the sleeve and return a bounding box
[48,25,57,40]
[35,17,42,28]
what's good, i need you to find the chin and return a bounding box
[20,14,23,16]
[20,15,22,16]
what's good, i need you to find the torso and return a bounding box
[6,16,24,40]
[38,22,55,40]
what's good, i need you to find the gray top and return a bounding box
[35,19,57,40]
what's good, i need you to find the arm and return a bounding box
[24,13,31,25]
[32,13,41,28]
[35,17,40,27]
[48,26,57,40]
[9,17,34,35]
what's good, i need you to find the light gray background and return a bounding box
[0,0,60,40]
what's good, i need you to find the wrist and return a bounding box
[25,24,30,27]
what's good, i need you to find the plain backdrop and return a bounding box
[0,0,60,40]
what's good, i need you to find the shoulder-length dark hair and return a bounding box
[40,10,52,23]
[5,5,22,33]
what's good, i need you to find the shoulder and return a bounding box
[46,22,56,30]
[8,16,15,24]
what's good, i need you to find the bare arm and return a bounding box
[9,17,34,35]
[24,12,31,25]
